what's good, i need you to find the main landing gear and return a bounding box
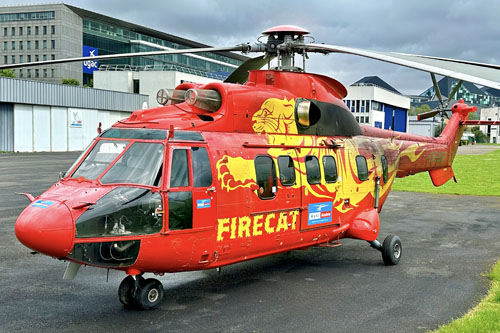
[369,234,402,265]
[118,275,164,310]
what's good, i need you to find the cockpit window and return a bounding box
[101,142,164,186]
[72,140,129,180]
[101,128,167,140]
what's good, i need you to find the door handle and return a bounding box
[206,186,216,194]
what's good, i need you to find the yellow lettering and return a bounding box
[264,213,276,234]
[230,217,238,240]
[276,212,288,232]
[253,215,264,236]
[238,216,251,238]
[289,210,299,230]
[217,218,230,241]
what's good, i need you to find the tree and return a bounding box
[0,69,15,78]
[409,104,432,116]
[470,125,488,143]
[62,78,80,86]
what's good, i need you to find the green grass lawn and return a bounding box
[392,149,500,197]
[436,261,500,332]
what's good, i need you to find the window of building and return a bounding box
[3,42,6,50]
[365,116,370,124]
[27,69,31,78]
[51,68,55,77]
[19,55,23,63]
[277,155,296,186]
[381,155,388,183]
[27,26,31,35]
[43,54,47,61]
[43,68,47,78]
[27,41,31,49]
[51,40,55,49]
[356,100,360,112]
[359,116,364,123]
[305,155,321,185]
[356,155,369,181]
[51,25,55,34]
[27,55,31,62]
[351,100,356,112]
[35,40,39,49]
[19,69,23,78]
[19,27,23,36]
[133,79,140,94]
[11,55,15,64]
[361,100,365,113]
[35,69,39,78]
[191,147,212,187]
[366,100,370,111]
[3,56,7,64]
[35,26,39,35]
[0,11,55,22]
[43,40,47,49]
[51,54,55,60]
[323,156,338,183]
[11,41,15,50]
[35,55,39,61]
[346,100,351,109]
[11,27,15,36]
[19,41,23,50]
[43,25,47,35]
[356,116,360,122]
[3,27,7,36]
[170,149,189,187]
[254,155,277,199]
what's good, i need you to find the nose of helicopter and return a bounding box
[15,200,74,258]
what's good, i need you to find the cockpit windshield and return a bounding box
[101,142,163,186]
[70,139,164,186]
[72,140,129,180]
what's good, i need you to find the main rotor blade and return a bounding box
[417,109,440,121]
[224,55,273,83]
[0,45,249,70]
[301,43,500,89]
[430,73,444,106]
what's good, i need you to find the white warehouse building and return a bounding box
[0,77,148,152]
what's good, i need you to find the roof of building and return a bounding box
[63,4,248,62]
[351,76,401,94]
[482,87,500,97]
[420,76,484,98]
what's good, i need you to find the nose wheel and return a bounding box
[118,275,164,310]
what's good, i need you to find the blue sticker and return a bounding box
[196,199,211,209]
[31,200,54,209]
[308,202,333,225]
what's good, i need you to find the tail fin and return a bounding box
[428,99,476,186]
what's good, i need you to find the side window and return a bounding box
[356,155,369,181]
[170,149,189,187]
[323,155,338,183]
[277,156,296,186]
[168,192,192,230]
[305,155,321,185]
[254,155,277,199]
[381,155,388,183]
[191,147,212,187]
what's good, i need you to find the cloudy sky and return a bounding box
[3,0,499,94]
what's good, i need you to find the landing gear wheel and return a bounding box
[134,278,164,310]
[382,234,402,266]
[118,275,145,308]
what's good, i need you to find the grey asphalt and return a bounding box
[0,152,499,333]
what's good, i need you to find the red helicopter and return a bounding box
[4,25,500,310]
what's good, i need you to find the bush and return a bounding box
[62,78,80,86]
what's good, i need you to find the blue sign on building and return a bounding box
[82,45,99,74]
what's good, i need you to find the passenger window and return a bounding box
[305,155,321,185]
[170,149,189,187]
[191,147,212,187]
[254,155,277,199]
[323,155,338,183]
[381,155,388,183]
[278,156,296,186]
[168,191,192,230]
[356,155,369,181]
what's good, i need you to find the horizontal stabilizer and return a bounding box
[429,167,455,187]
